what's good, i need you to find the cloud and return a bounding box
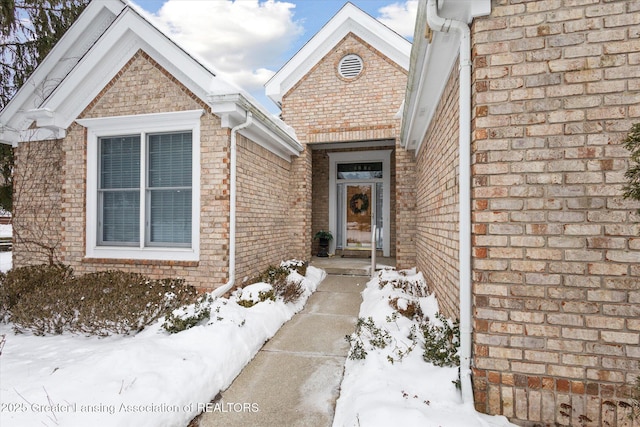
[376,0,418,39]
[135,0,303,92]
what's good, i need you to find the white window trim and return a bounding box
[78,110,203,262]
[328,150,391,257]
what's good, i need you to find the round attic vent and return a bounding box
[338,54,363,79]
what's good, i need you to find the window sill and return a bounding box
[82,257,199,267]
[86,247,199,263]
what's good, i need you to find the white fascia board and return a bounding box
[266,3,411,105]
[401,0,490,152]
[209,93,302,161]
[41,9,232,132]
[0,0,125,144]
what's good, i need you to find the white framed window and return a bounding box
[78,110,203,262]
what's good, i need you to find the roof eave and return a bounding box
[400,0,491,153]
[209,93,302,161]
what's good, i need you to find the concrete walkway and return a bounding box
[197,274,365,427]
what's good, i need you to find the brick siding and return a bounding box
[12,139,63,266]
[282,33,407,258]
[414,63,461,319]
[469,1,640,425]
[13,50,303,291]
[235,134,299,282]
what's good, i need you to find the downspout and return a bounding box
[211,112,253,298]
[426,0,474,408]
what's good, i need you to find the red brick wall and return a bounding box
[470,1,640,425]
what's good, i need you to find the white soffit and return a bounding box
[0,0,125,145]
[401,0,491,152]
[265,2,411,105]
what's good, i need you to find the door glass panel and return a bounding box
[346,184,372,249]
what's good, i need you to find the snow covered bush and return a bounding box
[163,261,309,333]
[421,312,460,368]
[1,266,198,336]
[250,262,306,304]
[162,294,213,333]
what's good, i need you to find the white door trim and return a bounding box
[328,150,391,257]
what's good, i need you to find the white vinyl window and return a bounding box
[79,110,202,262]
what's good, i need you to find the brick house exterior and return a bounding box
[3,0,640,425]
[267,3,410,260]
[1,1,303,290]
[402,0,640,425]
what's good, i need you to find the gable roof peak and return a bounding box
[265,1,411,106]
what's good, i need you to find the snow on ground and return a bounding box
[0,265,325,427]
[0,224,11,238]
[333,269,517,427]
[2,259,518,427]
[0,252,11,273]
[0,224,12,272]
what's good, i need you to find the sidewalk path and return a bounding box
[197,274,365,427]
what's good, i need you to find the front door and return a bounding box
[345,184,373,250]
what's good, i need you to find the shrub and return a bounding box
[345,316,392,360]
[281,259,307,277]
[421,313,460,368]
[71,272,197,336]
[632,376,640,420]
[0,264,73,323]
[163,294,213,334]
[623,122,640,215]
[1,265,198,336]
[236,288,276,308]
[252,265,304,304]
[388,297,423,320]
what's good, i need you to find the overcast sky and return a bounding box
[130,0,418,113]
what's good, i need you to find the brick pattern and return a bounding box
[235,134,298,282]
[282,33,407,144]
[414,62,461,318]
[14,50,303,291]
[282,33,407,259]
[470,1,640,425]
[12,139,63,266]
[395,140,417,269]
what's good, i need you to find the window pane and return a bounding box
[337,162,383,180]
[99,136,140,245]
[148,132,192,188]
[100,191,140,244]
[149,189,192,244]
[147,132,192,246]
[100,136,140,189]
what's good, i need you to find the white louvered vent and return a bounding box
[338,54,363,79]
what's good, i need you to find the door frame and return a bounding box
[328,150,391,257]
